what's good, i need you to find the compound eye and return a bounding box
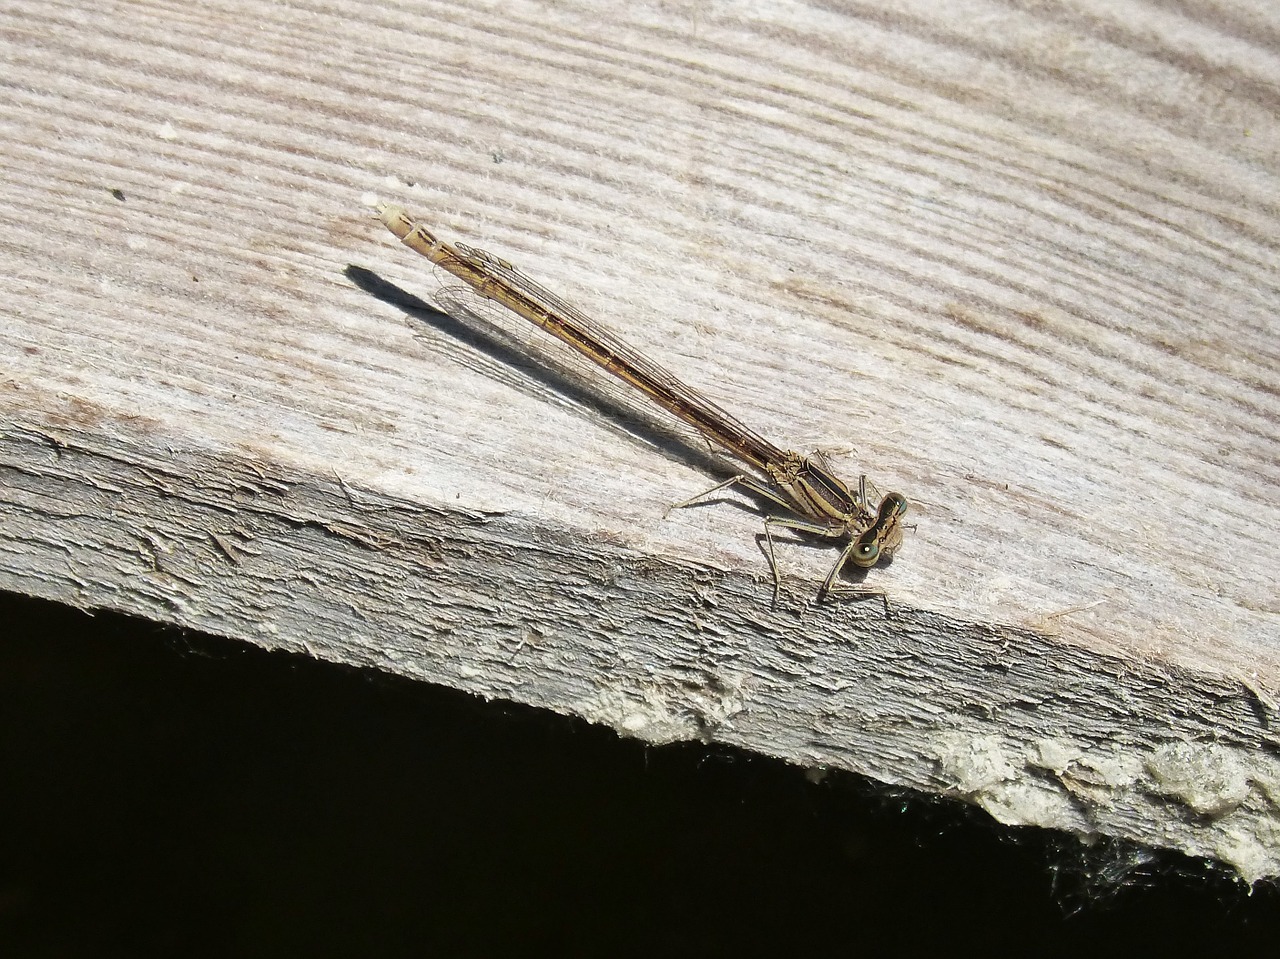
[852,538,880,568]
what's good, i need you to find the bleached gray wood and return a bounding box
[2,0,1277,881]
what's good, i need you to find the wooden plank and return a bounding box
[2,0,1277,880]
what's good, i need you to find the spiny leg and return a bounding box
[818,539,891,614]
[763,515,847,606]
[673,476,879,607]
[671,476,799,604]
[668,473,795,515]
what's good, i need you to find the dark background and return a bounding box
[2,591,1275,956]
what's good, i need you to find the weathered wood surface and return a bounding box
[2,0,1278,880]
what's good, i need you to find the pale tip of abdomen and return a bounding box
[373,201,413,240]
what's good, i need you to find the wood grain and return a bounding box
[2,0,1278,880]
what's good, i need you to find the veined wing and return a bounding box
[449,238,789,474]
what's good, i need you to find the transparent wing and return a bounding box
[450,240,790,472]
[431,279,731,464]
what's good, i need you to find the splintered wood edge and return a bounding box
[2,412,1277,883]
